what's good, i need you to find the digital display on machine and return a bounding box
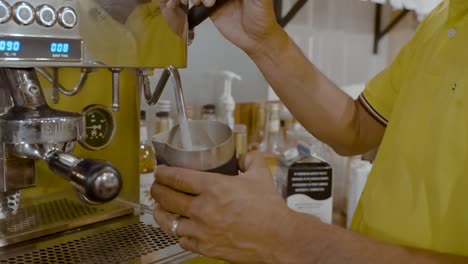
[0,40,21,52]
[50,42,70,54]
[0,36,82,62]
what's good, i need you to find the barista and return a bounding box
[151,0,468,263]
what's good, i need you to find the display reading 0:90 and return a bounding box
[50,42,70,54]
[0,40,21,52]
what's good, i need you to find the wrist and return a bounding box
[246,25,291,62]
[272,210,333,264]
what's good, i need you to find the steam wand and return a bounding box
[140,66,187,120]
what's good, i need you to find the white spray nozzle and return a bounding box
[222,70,242,96]
[217,70,242,129]
[222,70,242,81]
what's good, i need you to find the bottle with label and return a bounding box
[155,100,174,134]
[140,110,157,208]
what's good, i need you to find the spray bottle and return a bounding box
[217,70,242,129]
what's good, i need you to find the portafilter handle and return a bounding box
[46,151,122,204]
[188,0,229,30]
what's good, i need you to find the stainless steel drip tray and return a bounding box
[0,215,195,264]
[0,192,134,247]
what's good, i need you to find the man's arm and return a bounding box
[280,211,467,264]
[152,153,468,264]
[249,29,385,156]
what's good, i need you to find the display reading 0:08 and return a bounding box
[50,42,70,54]
[0,40,21,52]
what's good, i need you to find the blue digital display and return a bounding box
[0,40,21,52]
[50,42,70,54]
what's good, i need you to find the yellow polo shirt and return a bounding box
[352,0,468,256]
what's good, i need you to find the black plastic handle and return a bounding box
[47,152,122,204]
[188,0,229,30]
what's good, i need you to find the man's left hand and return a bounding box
[151,152,297,263]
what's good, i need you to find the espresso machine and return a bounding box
[0,0,202,263]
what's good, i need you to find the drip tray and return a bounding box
[0,218,194,264]
[0,194,134,247]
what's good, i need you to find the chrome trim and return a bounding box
[11,2,35,26]
[0,1,11,24]
[35,4,57,27]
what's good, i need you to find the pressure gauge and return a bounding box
[80,105,116,151]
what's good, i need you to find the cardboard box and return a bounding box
[278,152,333,224]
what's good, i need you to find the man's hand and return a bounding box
[151,152,297,263]
[190,0,281,56]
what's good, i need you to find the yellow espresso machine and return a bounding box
[0,0,204,263]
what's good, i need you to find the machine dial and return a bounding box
[12,2,35,26]
[0,1,11,24]
[57,6,77,29]
[80,105,116,151]
[36,4,56,27]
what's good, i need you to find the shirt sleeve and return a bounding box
[358,5,440,127]
[359,42,412,127]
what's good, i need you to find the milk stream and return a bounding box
[178,117,193,150]
[178,118,208,151]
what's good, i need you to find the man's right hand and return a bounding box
[191,0,282,56]
[165,0,384,156]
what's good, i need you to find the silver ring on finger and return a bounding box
[170,216,182,238]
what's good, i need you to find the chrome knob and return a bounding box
[0,1,11,24]
[12,2,35,26]
[36,4,56,27]
[57,7,77,29]
[47,152,122,204]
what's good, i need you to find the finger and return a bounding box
[179,236,201,254]
[239,151,268,172]
[191,0,217,7]
[167,0,179,8]
[201,0,216,7]
[151,182,195,217]
[155,165,219,195]
[153,206,199,238]
[153,205,179,235]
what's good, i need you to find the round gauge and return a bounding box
[80,105,116,151]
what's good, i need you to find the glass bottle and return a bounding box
[201,104,217,121]
[259,102,283,155]
[280,103,297,148]
[139,110,156,208]
[258,102,284,175]
[248,102,266,151]
[233,124,248,157]
[185,104,195,120]
[155,100,174,134]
